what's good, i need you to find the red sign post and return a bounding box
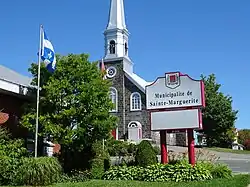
[160,130,168,164]
[146,72,205,165]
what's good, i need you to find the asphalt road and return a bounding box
[168,146,250,174]
[217,159,250,174]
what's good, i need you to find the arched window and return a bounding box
[130,92,141,111]
[110,87,118,112]
[125,42,128,55]
[109,40,116,54]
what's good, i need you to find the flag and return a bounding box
[40,27,56,73]
[100,58,106,79]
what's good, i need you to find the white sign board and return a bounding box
[146,72,205,110]
[150,109,202,131]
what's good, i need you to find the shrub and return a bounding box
[14,157,62,186]
[103,166,141,181]
[103,162,213,182]
[141,163,170,182]
[90,141,111,179]
[211,163,232,179]
[0,127,30,158]
[127,142,137,155]
[118,155,136,166]
[190,163,213,181]
[152,145,161,155]
[0,128,30,186]
[0,156,23,186]
[106,139,137,157]
[135,140,158,167]
[199,162,232,179]
[90,158,105,179]
[58,170,92,183]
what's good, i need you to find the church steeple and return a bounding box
[106,0,126,30]
[104,0,130,60]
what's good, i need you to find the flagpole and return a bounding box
[35,24,43,158]
[101,57,105,150]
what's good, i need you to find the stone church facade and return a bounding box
[100,0,188,146]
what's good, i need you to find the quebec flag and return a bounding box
[41,28,56,73]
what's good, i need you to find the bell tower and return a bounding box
[104,0,130,60]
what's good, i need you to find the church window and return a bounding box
[125,42,128,55]
[130,92,141,111]
[110,87,118,112]
[109,40,116,54]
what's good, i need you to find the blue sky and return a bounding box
[0,0,249,129]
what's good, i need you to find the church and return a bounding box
[100,0,188,146]
[0,0,189,147]
[100,0,152,142]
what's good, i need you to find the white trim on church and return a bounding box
[109,87,118,112]
[103,0,152,93]
[130,92,142,111]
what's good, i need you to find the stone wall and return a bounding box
[175,132,188,146]
[104,59,151,139]
[124,76,151,139]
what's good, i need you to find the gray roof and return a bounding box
[0,65,32,86]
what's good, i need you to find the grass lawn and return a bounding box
[50,175,250,187]
[206,147,250,154]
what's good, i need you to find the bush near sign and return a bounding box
[146,72,205,110]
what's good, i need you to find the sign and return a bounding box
[150,109,202,131]
[146,72,205,110]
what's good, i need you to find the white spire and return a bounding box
[104,0,132,67]
[107,0,126,30]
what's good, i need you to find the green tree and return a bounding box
[21,54,117,169]
[238,129,250,145]
[201,74,238,148]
